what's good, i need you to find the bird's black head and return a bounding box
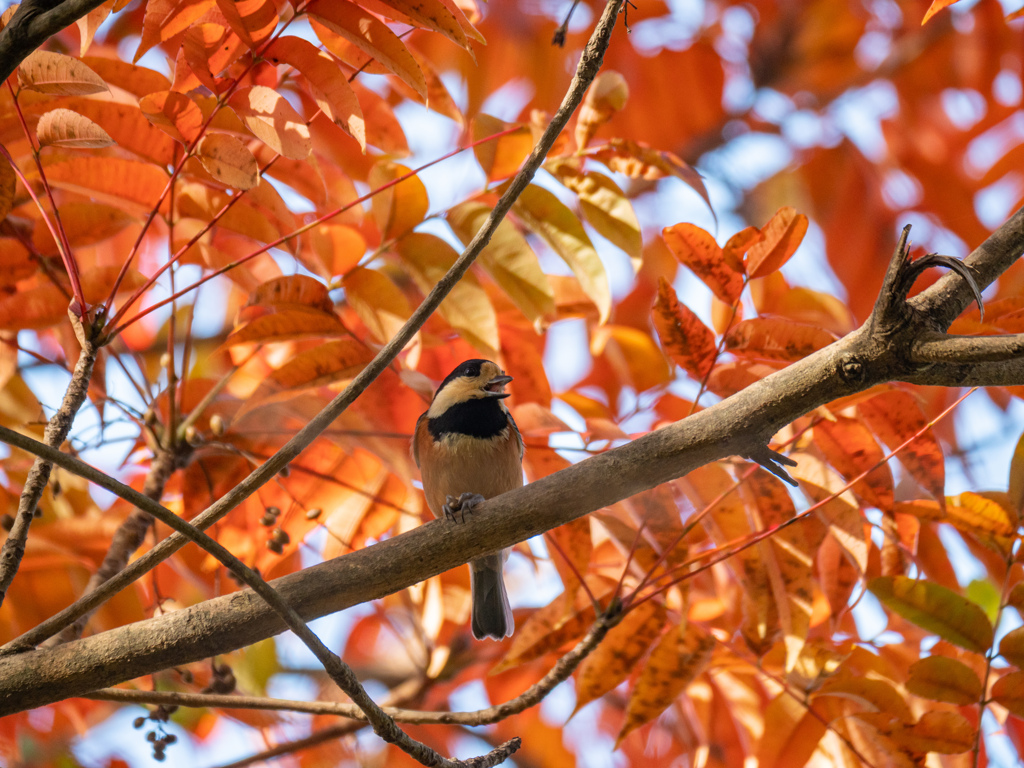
[427,359,513,423]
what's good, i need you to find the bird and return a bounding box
[412,359,524,640]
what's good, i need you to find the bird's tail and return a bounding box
[470,552,513,640]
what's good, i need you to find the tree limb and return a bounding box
[0,320,96,609]
[911,332,1024,364]
[0,0,109,84]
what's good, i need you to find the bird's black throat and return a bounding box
[428,398,509,440]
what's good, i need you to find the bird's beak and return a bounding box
[483,374,513,398]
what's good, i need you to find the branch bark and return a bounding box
[2,204,1022,715]
[0,323,96,608]
[0,0,109,84]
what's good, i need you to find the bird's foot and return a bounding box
[443,493,485,524]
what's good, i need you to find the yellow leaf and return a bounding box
[19,51,108,95]
[617,622,714,745]
[394,232,499,357]
[36,109,114,149]
[369,162,428,241]
[342,267,412,344]
[575,71,629,150]
[196,134,259,190]
[472,114,533,182]
[447,201,554,323]
[509,183,610,323]
[817,677,913,722]
[868,576,994,652]
[756,694,828,768]
[906,656,983,704]
[228,85,311,160]
[552,165,641,268]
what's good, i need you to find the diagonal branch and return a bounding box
[0,318,97,609]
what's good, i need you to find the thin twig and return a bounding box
[0,328,97,609]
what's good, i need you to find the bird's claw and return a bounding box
[443,493,485,524]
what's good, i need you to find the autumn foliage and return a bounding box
[1,0,1024,766]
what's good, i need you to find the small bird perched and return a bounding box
[413,359,524,640]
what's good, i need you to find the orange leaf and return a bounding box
[0,155,14,220]
[999,626,1024,667]
[394,232,498,357]
[238,339,373,416]
[574,602,667,712]
[922,0,961,25]
[136,0,215,62]
[229,85,311,159]
[662,222,744,304]
[813,416,894,512]
[591,324,672,392]
[139,90,204,145]
[36,109,114,149]
[376,0,472,51]
[44,157,171,217]
[471,114,533,183]
[307,0,427,100]
[575,70,629,150]
[907,656,983,704]
[18,51,108,95]
[991,670,1024,717]
[616,622,714,745]
[196,134,259,190]
[818,677,913,722]
[222,307,348,347]
[652,277,716,379]
[31,202,132,255]
[858,390,945,503]
[181,23,247,94]
[247,275,334,312]
[264,36,365,150]
[582,138,711,214]
[888,711,975,754]
[545,514,591,602]
[746,206,808,279]
[216,0,279,49]
[725,317,837,362]
[756,694,828,768]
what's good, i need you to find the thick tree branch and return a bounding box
[1,0,626,654]
[0,322,97,608]
[911,332,1024,364]
[0,0,108,83]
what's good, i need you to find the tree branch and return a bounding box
[0,0,109,84]
[1,0,627,654]
[0,319,97,609]
[911,332,1024,364]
